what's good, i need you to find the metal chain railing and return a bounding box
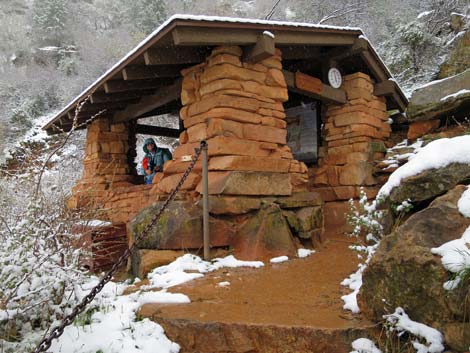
[31,141,206,353]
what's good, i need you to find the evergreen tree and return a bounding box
[32,0,68,46]
[125,0,167,35]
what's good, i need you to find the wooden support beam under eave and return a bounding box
[283,70,347,105]
[374,80,408,112]
[171,26,357,46]
[112,79,182,123]
[104,79,172,93]
[122,65,183,80]
[144,47,208,66]
[135,124,180,138]
[243,32,276,63]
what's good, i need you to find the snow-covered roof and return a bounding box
[43,14,406,133]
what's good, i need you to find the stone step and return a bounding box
[144,315,374,353]
[137,237,374,353]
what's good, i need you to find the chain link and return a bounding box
[32,141,205,353]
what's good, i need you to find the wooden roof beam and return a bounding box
[90,90,156,103]
[374,79,408,112]
[144,47,208,66]
[122,65,183,80]
[283,70,347,105]
[171,26,357,46]
[243,32,276,63]
[104,78,172,93]
[135,124,180,138]
[113,79,182,123]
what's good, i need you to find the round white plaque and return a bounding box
[328,68,342,88]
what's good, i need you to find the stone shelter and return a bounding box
[44,15,407,268]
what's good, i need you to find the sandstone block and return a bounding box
[207,196,262,215]
[231,205,297,261]
[243,124,287,144]
[207,53,242,68]
[333,112,384,129]
[196,171,292,196]
[346,152,370,164]
[201,63,266,85]
[346,88,373,101]
[333,186,356,200]
[199,79,242,96]
[338,162,375,186]
[209,155,291,173]
[156,173,201,194]
[275,191,323,208]
[240,81,288,102]
[407,119,440,140]
[179,130,188,144]
[110,123,127,133]
[187,95,261,116]
[209,46,243,57]
[130,201,234,250]
[206,118,244,139]
[184,107,262,128]
[181,87,197,106]
[187,123,208,143]
[131,249,184,278]
[242,62,269,72]
[261,116,287,128]
[265,68,287,88]
[163,160,202,175]
[290,172,309,191]
[343,72,372,82]
[260,57,282,70]
[310,187,337,202]
[341,77,373,93]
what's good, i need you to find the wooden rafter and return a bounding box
[135,124,180,138]
[243,32,276,63]
[144,47,208,66]
[171,26,357,46]
[374,80,407,112]
[104,79,172,93]
[113,79,182,123]
[90,90,156,103]
[283,70,347,105]
[122,65,183,80]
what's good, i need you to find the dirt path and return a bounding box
[139,235,375,353]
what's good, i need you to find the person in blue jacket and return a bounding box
[142,138,172,184]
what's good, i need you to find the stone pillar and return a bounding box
[309,73,390,232]
[154,45,308,196]
[68,118,134,209]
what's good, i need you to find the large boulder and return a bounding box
[439,28,470,79]
[231,204,298,260]
[407,69,470,122]
[360,185,470,351]
[129,201,235,250]
[389,162,470,203]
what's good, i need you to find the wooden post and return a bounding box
[201,141,210,261]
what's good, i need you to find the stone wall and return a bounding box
[155,45,309,196]
[308,73,391,231]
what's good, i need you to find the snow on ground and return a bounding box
[1,254,267,353]
[270,255,289,263]
[49,280,184,353]
[379,136,470,198]
[145,254,264,289]
[384,307,444,353]
[297,248,315,258]
[341,244,379,313]
[431,226,470,290]
[457,186,470,217]
[350,338,382,353]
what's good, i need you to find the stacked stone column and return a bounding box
[68,118,134,209]
[309,73,390,230]
[154,45,309,196]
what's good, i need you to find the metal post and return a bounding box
[201,140,210,261]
